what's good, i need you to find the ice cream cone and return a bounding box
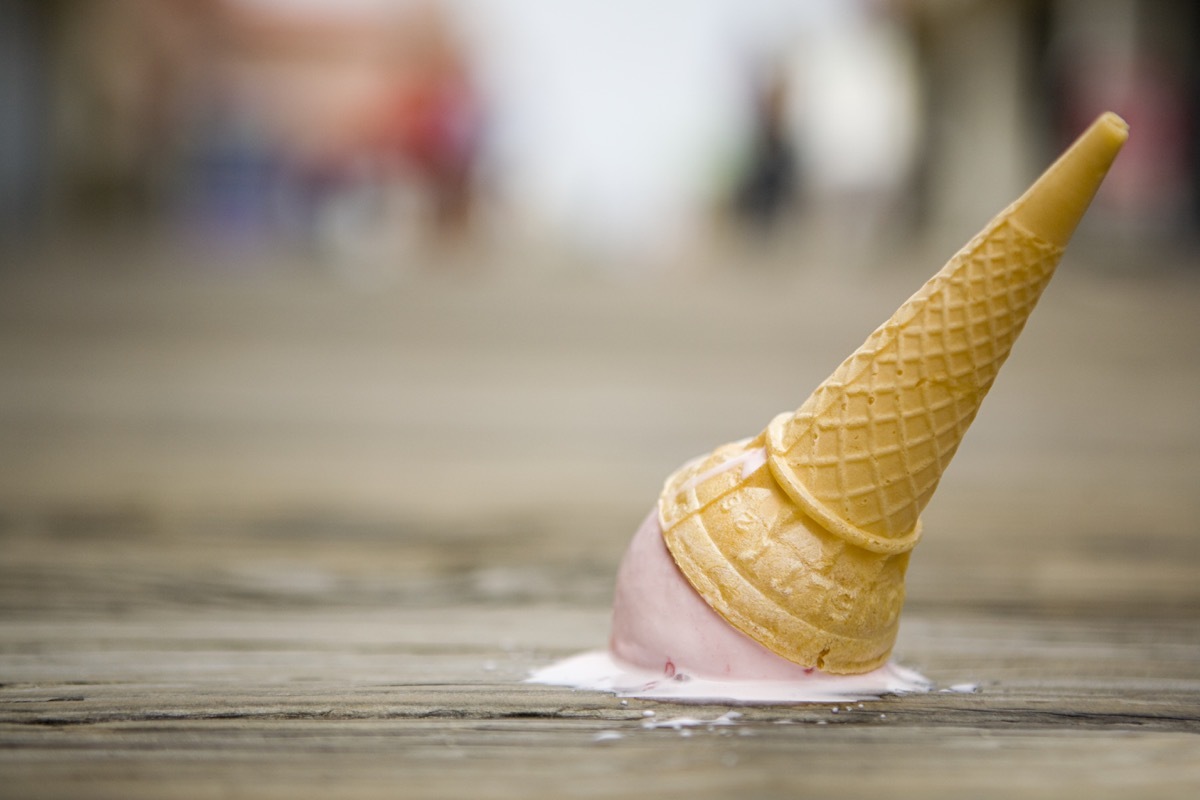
[657,112,1128,674]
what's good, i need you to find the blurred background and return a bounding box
[1,0,1199,611]
[4,0,1199,266]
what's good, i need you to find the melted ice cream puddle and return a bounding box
[528,649,931,703]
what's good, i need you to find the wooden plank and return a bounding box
[1,261,1199,797]
[2,525,1198,798]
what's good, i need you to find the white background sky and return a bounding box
[450,0,861,254]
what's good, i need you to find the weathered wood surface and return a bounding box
[2,247,1199,798]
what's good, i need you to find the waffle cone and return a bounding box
[659,112,1128,673]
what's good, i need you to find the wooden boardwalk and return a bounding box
[2,246,1199,798]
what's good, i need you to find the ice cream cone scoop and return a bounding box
[615,112,1128,676]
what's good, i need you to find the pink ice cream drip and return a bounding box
[610,510,823,681]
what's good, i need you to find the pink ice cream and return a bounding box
[532,518,931,701]
[610,509,822,681]
[533,458,932,700]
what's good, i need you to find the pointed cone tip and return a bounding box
[1010,111,1128,248]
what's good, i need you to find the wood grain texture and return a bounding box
[1,251,1198,798]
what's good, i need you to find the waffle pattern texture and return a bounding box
[767,216,1063,554]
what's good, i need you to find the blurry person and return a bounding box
[731,64,799,233]
[371,0,483,243]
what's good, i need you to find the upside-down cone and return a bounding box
[659,112,1128,673]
